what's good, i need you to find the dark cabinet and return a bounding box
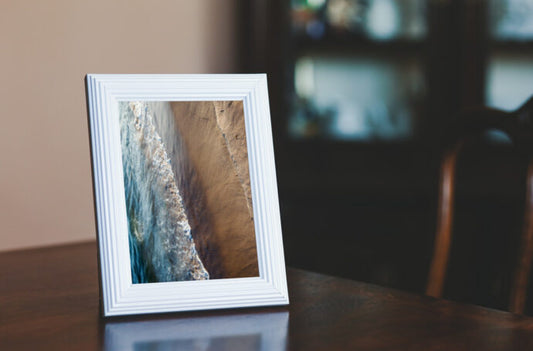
[241,0,533,304]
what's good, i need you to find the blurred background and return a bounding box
[243,0,533,314]
[2,0,533,314]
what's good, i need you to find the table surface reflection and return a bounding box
[2,242,533,350]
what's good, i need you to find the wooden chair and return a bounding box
[426,96,533,314]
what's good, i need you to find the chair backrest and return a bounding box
[426,96,533,314]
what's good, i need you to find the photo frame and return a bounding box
[85,74,288,316]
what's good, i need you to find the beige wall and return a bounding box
[0,0,239,251]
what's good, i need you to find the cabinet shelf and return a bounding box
[293,34,426,56]
[489,40,533,52]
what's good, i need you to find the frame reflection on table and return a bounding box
[104,311,288,351]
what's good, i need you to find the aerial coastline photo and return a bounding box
[119,100,259,283]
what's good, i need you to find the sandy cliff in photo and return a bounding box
[171,101,259,278]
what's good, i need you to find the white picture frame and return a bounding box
[85,74,288,316]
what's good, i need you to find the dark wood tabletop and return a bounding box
[2,242,533,350]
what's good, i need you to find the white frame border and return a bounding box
[86,74,288,316]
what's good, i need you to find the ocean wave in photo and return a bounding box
[119,101,209,283]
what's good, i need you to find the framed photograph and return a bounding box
[85,74,288,316]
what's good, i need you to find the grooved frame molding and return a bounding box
[85,74,288,316]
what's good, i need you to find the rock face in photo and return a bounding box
[170,101,259,279]
[213,101,254,219]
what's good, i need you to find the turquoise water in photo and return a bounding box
[119,101,209,283]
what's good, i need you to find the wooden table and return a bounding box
[2,242,533,350]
